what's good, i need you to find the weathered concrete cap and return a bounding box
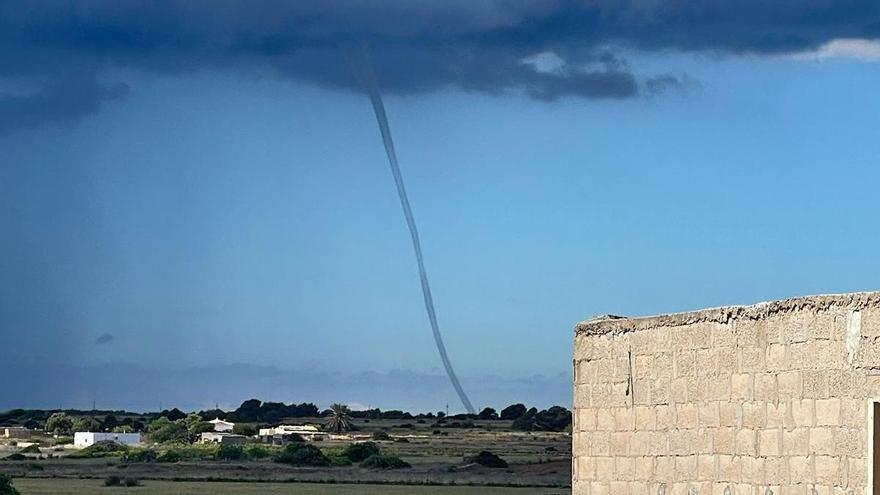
[575,291,880,336]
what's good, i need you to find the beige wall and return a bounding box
[572,293,880,495]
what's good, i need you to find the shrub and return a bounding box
[371,431,391,441]
[327,453,352,466]
[273,444,330,467]
[286,433,305,443]
[342,442,380,463]
[157,450,181,463]
[123,449,158,463]
[393,437,409,443]
[104,475,122,486]
[18,445,40,454]
[53,436,73,445]
[71,440,129,459]
[3,455,26,461]
[232,424,257,436]
[0,474,19,495]
[216,444,244,461]
[360,454,410,469]
[464,451,508,468]
[243,444,271,459]
[123,478,141,487]
[499,403,527,420]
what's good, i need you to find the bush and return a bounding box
[71,440,129,459]
[360,454,410,469]
[0,474,19,495]
[156,450,181,463]
[273,444,330,467]
[123,478,141,487]
[157,444,217,462]
[53,436,73,445]
[499,403,527,420]
[232,424,257,436]
[371,431,391,441]
[3,454,25,461]
[327,453,352,466]
[342,442,380,463]
[243,444,271,459]
[123,449,158,463]
[464,451,508,468]
[216,444,244,461]
[104,475,122,486]
[18,445,40,454]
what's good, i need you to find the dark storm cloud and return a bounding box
[0,0,879,132]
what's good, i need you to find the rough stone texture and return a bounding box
[572,292,880,495]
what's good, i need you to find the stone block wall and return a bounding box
[572,293,880,495]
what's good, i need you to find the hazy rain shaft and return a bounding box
[352,50,477,414]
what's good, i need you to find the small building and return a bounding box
[209,418,235,432]
[1,426,31,439]
[199,432,247,445]
[74,432,141,448]
[259,424,326,444]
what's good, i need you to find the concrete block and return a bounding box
[813,455,841,485]
[717,454,740,482]
[789,399,814,428]
[676,350,696,377]
[734,429,756,456]
[781,427,808,456]
[677,403,699,429]
[758,428,781,456]
[814,398,841,426]
[809,428,834,455]
[777,371,801,400]
[787,455,812,484]
[741,402,765,429]
[766,344,787,371]
[731,374,752,401]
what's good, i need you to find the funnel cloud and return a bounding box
[352,50,476,414]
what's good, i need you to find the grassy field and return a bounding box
[13,478,570,495]
[2,416,571,492]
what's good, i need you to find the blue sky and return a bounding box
[2,2,880,411]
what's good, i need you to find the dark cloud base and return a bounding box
[1,1,877,133]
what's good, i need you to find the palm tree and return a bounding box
[324,404,353,433]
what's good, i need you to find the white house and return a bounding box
[259,424,325,444]
[209,418,235,432]
[74,432,141,448]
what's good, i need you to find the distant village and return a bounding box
[0,399,572,451]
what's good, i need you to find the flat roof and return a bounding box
[575,291,880,336]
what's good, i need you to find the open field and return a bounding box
[1,417,571,492]
[13,478,570,495]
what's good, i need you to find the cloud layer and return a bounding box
[1,1,879,132]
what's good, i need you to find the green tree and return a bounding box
[0,474,20,495]
[478,407,498,420]
[232,424,257,436]
[72,416,101,432]
[147,417,189,444]
[324,404,353,433]
[342,442,380,462]
[499,404,527,420]
[181,414,212,441]
[45,412,73,435]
